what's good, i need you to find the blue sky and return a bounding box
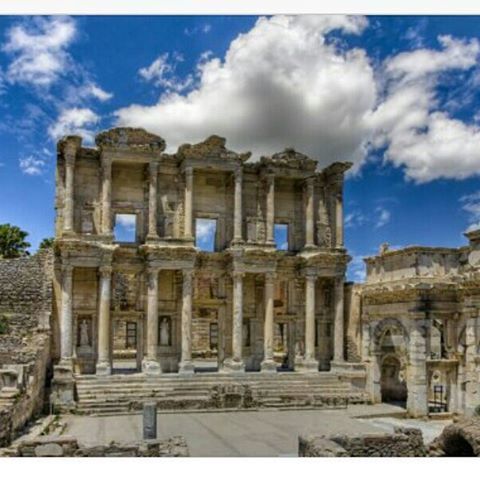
[1,15,480,282]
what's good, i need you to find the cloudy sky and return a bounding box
[1,15,480,281]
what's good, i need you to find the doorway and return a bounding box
[380,355,407,405]
[111,317,142,373]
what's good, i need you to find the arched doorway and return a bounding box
[380,354,407,404]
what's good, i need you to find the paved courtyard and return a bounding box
[62,404,451,457]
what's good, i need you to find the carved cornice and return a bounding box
[260,148,317,171]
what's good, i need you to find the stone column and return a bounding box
[179,269,194,373]
[63,148,76,234]
[232,166,244,244]
[303,273,319,371]
[143,267,161,375]
[333,276,345,362]
[265,174,275,245]
[225,272,245,371]
[147,161,159,240]
[184,167,193,239]
[101,155,113,237]
[334,185,344,248]
[261,272,277,372]
[60,264,73,363]
[96,265,112,375]
[304,177,315,249]
[464,316,479,416]
[406,318,429,417]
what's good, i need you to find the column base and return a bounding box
[298,357,319,372]
[222,358,245,373]
[146,234,160,243]
[229,239,245,248]
[178,360,195,375]
[142,359,161,376]
[50,362,75,412]
[95,361,112,376]
[260,359,277,373]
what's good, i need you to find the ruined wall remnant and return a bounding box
[299,428,427,457]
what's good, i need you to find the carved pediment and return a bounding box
[177,135,251,162]
[95,128,166,152]
[261,148,317,171]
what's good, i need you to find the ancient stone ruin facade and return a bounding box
[346,235,480,417]
[51,127,352,408]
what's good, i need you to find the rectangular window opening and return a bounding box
[114,213,137,243]
[195,218,217,252]
[274,223,289,251]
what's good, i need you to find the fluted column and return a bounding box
[232,166,244,244]
[225,272,245,371]
[63,149,76,234]
[303,273,319,371]
[60,264,73,363]
[333,276,345,362]
[96,265,112,375]
[184,167,193,239]
[147,161,159,240]
[101,155,113,237]
[179,269,194,374]
[261,272,277,372]
[143,267,161,375]
[265,174,275,245]
[304,177,315,248]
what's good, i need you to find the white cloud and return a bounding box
[117,15,374,166]
[184,24,212,36]
[345,210,367,229]
[139,52,193,93]
[375,206,391,229]
[196,218,216,241]
[19,155,46,175]
[48,107,99,143]
[2,16,76,87]
[460,191,480,232]
[348,254,367,283]
[116,214,136,231]
[370,35,480,183]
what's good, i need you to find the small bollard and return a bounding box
[143,401,157,440]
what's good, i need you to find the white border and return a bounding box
[1,0,480,15]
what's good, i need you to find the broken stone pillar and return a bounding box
[407,318,429,417]
[265,174,275,245]
[143,267,161,375]
[147,161,159,240]
[225,271,245,372]
[304,177,315,249]
[96,265,112,375]
[184,166,193,239]
[333,276,345,362]
[101,154,112,237]
[261,272,277,372]
[179,269,194,374]
[143,402,157,440]
[303,273,319,371]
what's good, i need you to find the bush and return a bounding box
[0,315,8,335]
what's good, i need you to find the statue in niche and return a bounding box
[80,319,90,346]
[159,316,171,346]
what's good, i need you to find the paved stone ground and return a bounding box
[61,404,451,457]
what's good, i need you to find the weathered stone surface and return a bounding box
[428,416,480,456]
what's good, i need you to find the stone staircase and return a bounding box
[74,372,369,415]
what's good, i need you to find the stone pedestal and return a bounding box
[50,363,75,412]
[143,402,157,440]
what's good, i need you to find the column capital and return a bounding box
[62,264,73,275]
[99,265,113,276]
[149,159,160,172]
[305,271,317,281]
[234,164,243,179]
[101,153,112,169]
[265,271,276,284]
[232,271,245,281]
[184,165,194,177]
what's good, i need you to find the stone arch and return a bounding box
[372,318,409,353]
[380,353,408,403]
[431,419,480,457]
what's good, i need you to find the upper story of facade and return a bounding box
[54,128,351,260]
[363,229,480,286]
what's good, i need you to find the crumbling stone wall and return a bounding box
[7,435,189,457]
[0,249,54,446]
[299,428,427,457]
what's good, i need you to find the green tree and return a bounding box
[38,237,54,250]
[0,223,31,259]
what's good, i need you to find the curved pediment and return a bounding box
[95,127,166,152]
[177,135,251,162]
